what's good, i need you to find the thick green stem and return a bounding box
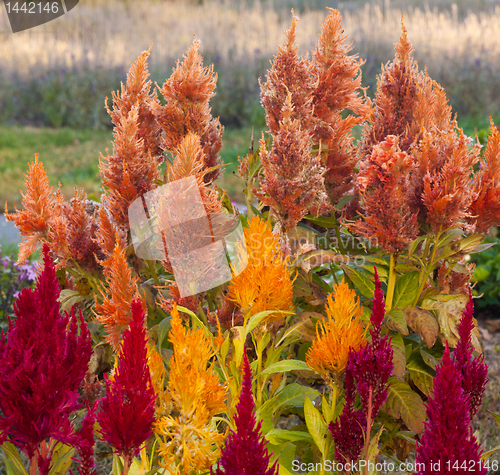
[385,253,397,312]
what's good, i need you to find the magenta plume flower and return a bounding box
[73,402,97,475]
[453,288,488,419]
[0,244,92,472]
[349,268,393,416]
[213,351,278,475]
[97,299,155,467]
[415,344,486,475]
[330,268,393,463]
[329,368,366,463]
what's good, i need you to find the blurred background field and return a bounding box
[1,0,500,209]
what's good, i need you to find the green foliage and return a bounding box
[471,228,500,307]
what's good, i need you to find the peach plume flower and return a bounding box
[227,216,294,324]
[154,38,223,183]
[154,304,226,474]
[349,135,418,253]
[306,279,367,385]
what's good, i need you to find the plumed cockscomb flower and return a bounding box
[154,38,223,183]
[349,268,393,417]
[213,351,278,475]
[307,279,367,385]
[469,119,500,234]
[227,216,294,324]
[73,402,97,475]
[256,93,328,232]
[97,299,156,470]
[329,368,366,463]
[415,344,486,475]
[0,244,92,470]
[453,289,488,419]
[349,136,418,253]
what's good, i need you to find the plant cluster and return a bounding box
[3,8,500,475]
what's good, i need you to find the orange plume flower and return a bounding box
[154,38,223,183]
[5,155,63,264]
[469,120,500,234]
[155,304,226,473]
[94,242,141,351]
[227,216,294,323]
[306,279,367,384]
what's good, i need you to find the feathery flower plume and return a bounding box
[99,103,160,230]
[73,402,97,475]
[453,289,488,419]
[306,279,367,384]
[155,304,227,473]
[0,244,92,471]
[349,269,393,416]
[227,216,294,323]
[330,269,392,463]
[312,8,372,203]
[97,299,156,470]
[154,38,223,182]
[361,21,430,157]
[256,93,327,232]
[469,119,500,234]
[5,155,63,264]
[146,342,170,419]
[417,127,480,233]
[415,344,486,475]
[213,351,278,475]
[94,242,141,351]
[329,368,366,463]
[94,205,127,259]
[349,135,418,253]
[260,13,316,135]
[105,44,162,160]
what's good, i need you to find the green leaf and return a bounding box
[402,307,439,348]
[420,348,441,370]
[390,332,406,381]
[303,214,338,228]
[258,360,311,377]
[384,309,409,335]
[340,264,375,298]
[366,426,384,474]
[304,396,328,457]
[335,194,355,210]
[437,228,464,248]
[383,377,426,434]
[273,383,320,411]
[231,326,246,367]
[156,315,172,348]
[1,442,28,475]
[487,410,500,429]
[392,272,419,309]
[49,442,75,475]
[407,351,435,396]
[298,250,349,272]
[266,428,313,444]
[246,310,293,334]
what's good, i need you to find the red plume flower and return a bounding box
[213,351,278,475]
[97,299,156,469]
[0,244,92,472]
[415,344,486,475]
[73,402,97,475]
[453,289,488,419]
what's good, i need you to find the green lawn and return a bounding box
[0,126,265,211]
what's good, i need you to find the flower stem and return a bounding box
[30,452,38,475]
[363,387,374,475]
[385,253,397,312]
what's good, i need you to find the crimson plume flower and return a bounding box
[415,344,486,475]
[0,244,92,470]
[73,402,97,475]
[213,351,278,475]
[329,369,366,463]
[330,268,393,463]
[97,299,156,468]
[453,289,488,419]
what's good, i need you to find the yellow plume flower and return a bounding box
[227,216,294,323]
[155,304,227,473]
[306,279,367,384]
